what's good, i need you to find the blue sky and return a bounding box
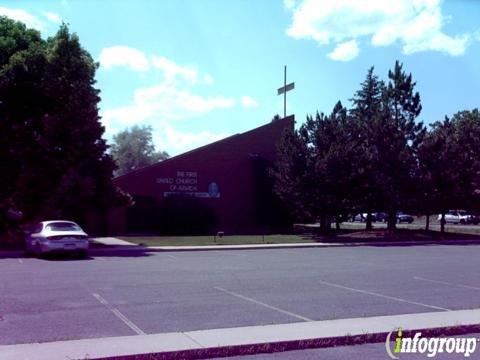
[1,0,479,155]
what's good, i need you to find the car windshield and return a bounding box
[45,222,81,231]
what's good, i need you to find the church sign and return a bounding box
[156,171,220,198]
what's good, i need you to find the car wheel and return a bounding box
[34,243,44,258]
[460,219,466,225]
[78,250,88,259]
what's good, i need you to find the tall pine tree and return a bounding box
[381,61,425,230]
[349,67,385,230]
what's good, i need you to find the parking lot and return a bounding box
[1,243,480,354]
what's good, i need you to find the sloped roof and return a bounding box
[114,115,294,181]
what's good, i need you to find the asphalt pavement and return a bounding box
[1,243,480,356]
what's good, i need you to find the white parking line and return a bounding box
[162,254,178,259]
[318,279,451,311]
[4,308,480,360]
[214,286,313,321]
[413,276,480,291]
[17,259,23,264]
[92,293,146,335]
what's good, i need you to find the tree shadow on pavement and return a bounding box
[0,246,156,260]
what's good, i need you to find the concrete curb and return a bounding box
[94,325,480,360]
[91,237,139,246]
[95,239,480,253]
[90,245,147,252]
[3,308,480,360]
[146,239,480,252]
[3,238,480,257]
[146,243,341,252]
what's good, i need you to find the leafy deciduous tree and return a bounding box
[0,18,128,231]
[110,125,169,176]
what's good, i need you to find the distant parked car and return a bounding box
[438,210,478,225]
[469,214,480,225]
[374,212,388,223]
[24,220,89,258]
[351,214,364,222]
[396,212,414,224]
[351,213,377,222]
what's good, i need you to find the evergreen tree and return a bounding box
[272,122,312,224]
[380,61,425,230]
[419,109,480,233]
[273,102,358,232]
[349,67,385,230]
[451,109,480,202]
[418,117,455,232]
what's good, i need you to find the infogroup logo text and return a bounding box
[385,328,478,358]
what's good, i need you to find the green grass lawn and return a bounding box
[118,222,480,247]
[118,234,310,247]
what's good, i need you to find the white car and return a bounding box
[437,210,471,225]
[25,220,89,257]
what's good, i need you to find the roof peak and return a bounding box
[114,115,295,180]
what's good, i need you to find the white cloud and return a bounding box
[100,46,240,154]
[152,122,230,156]
[327,40,359,61]
[0,6,44,30]
[151,56,198,84]
[203,74,214,85]
[43,11,61,24]
[103,84,234,127]
[285,0,471,60]
[283,0,297,10]
[99,47,216,87]
[403,32,469,56]
[241,96,259,108]
[103,85,234,155]
[99,47,235,123]
[135,84,234,119]
[102,82,235,155]
[99,46,150,72]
